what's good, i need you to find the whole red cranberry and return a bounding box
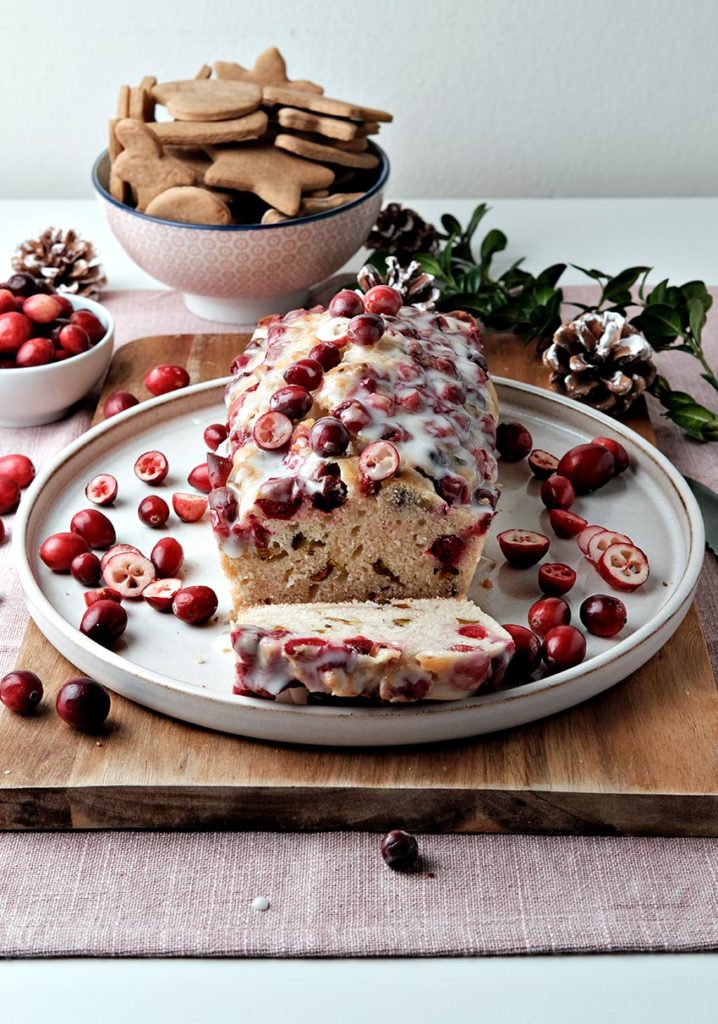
[283,357,324,390]
[70,508,116,549]
[255,477,302,519]
[23,293,62,324]
[58,323,91,355]
[363,285,402,316]
[592,436,630,474]
[557,443,615,493]
[0,475,20,514]
[328,289,364,318]
[0,670,43,713]
[144,363,190,396]
[0,289,16,315]
[0,312,33,353]
[0,453,35,489]
[151,536,184,577]
[39,531,90,571]
[347,313,385,346]
[172,585,218,624]
[435,474,469,506]
[528,596,571,637]
[138,495,170,528]
[54,294,74,318]
[269,385,313,421]
[380,829,419,870]
[309,341,341,371]
[187,463,211,493]
[206,453,232,488]
[70,551,102,586]
[103,391,139,418]
[502,624,542,681]
[56,678,111,730]
[496,421,533,461]
[16,337,55,367]
[70,309,106,343]
[4,272,44,297]
[203,422,228,451]
[579,594,627,637]
[309,416,349,457]
[540,474,575,510]
[80,599,128,648]
[542,625,587,672]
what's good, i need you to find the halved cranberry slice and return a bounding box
[538,562,576,596]
[85,473,118,506]
[586,529,632,565]
[549,509,588,539]
[253,410,293,451]
[597,543,649,591]
[528,449,559,479]
[84,587,123,607]
[359,440,399,482]
[497,529,550,569]
[134,450,169,484]
[172,492,208,522]
[187,463,211,493]
[577,524,606,555]
[100,543,142,573]
[102,551,156,598]
[143,577,182,613]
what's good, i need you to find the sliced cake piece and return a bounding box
[210,297,500,612]
[231,598,514,703]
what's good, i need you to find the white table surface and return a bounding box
[1,196,716,1022]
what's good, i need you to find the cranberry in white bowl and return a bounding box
[0,293,114,427]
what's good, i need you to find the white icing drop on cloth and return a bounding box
[251,895,270,912]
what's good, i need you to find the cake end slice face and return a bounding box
[231,598,515,703]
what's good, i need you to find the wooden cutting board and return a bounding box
[2,331,717,834]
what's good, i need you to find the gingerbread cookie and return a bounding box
[110,119,196,209]
[274,133,379,169]
[276,108,359,142]
[145,186,231,225]
[116,85,130,118]
[129,85,154,122]
[205,144,334,216]
[260,191,364,224]
[108,118,123,162]
[215,47,323,94]
[194,64,212,80]
[163,147,211,185]
[262,85,392,123]
[148,110,268,146]
[152,79,262,122]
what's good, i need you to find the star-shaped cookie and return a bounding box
[214,47,324,94]
[205,144,334,216]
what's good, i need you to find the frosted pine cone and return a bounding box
[357,257,440,311]
[543,311,657,415]
[12,227,107,300]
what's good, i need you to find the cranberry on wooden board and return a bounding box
[328,289,364,318]
[0,670,43,714]
[172,492,208,522]
[151,537,183,578]
[592,436,629,474]
[542,625,587,672]
[380,829,419,870]
[528,596,571,637]
[0,475,20,514]
[364,285,402,316]
[496,421,532,461]
[187,463,211,494]
[138,495,170,528]
[253,411,293,451]
[538,562,577,596]
[497,529,550,569]
[134,450,169,484]
[528,449,559,478]
[557,443,615,493]
[56,678,111,730]
[172,585,218,625]
[0,454,35,490]
[203,422,228,451]
[16,337,55,367]
[347,313,384,346]
[502,624,542,681]
[70,508,116,549]
[70,551,102,586]
[549,509,588,539]
[103,391,139,418]
[85,473,118,506]
[144,364,190,396]
[540,474,575,510]
[80,599,128,648]
[40,531,90,571]
[580,594,628,637]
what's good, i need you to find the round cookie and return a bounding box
[145,186,232,225]
[153,79,262,122]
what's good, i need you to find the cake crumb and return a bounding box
[195,657,207,665]
[481,578,493,589]
[251,895,270,912]
[3,769,12,775]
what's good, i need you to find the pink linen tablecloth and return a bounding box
[0,287,716,959]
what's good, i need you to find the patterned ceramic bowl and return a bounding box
[92,145,389,324]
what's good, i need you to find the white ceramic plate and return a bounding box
[13,378,704,747]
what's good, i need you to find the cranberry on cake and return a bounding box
[232,598,514,702]
[209,287,500,610]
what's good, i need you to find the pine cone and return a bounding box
[366,203,439,256]
[543,311,657,415]
[12,228,107,300]
[357,257,440,311]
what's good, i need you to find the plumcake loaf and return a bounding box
[232,598,514,702]
[210,289,500,610]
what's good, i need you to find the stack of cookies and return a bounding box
[108,48,392,227]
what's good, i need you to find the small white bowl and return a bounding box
[0,294,114,427]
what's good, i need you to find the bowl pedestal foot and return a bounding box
[183,289,310,326]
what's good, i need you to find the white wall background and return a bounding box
[1,0,716,199]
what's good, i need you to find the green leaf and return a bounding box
[479,229,507,266]
[633,303,682,345]
[571,264,609,281]
[463,204,490,244]
[602,266,651,304]
[536,263,567,288]
[681,280,712,312]
[440,213,462,237]
[688,296,707,341]
[412,253,445,278]
[645,279,669,305]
